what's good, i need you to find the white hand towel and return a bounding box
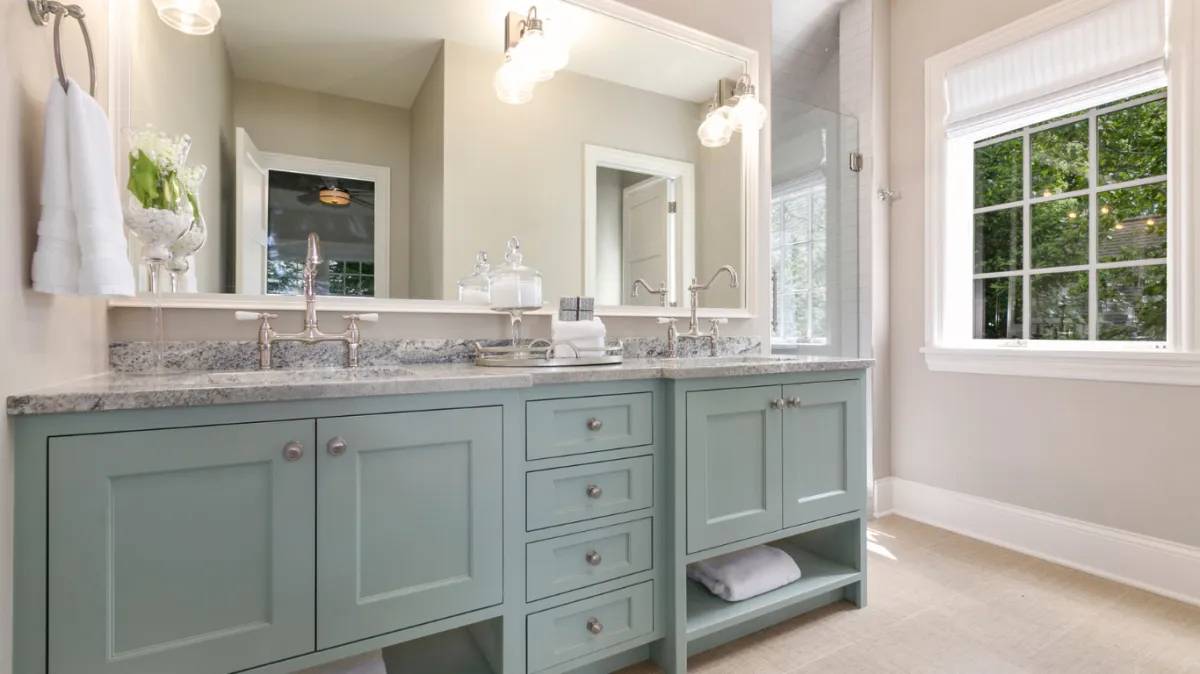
[31,81,79,295]
[293,650,386,674]
[686,545,802,602]
[65,78,136,296]
[551,315,607,358]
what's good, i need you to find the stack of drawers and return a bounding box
[522,391,660,673]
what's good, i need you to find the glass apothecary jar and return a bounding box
[458,251,491,305]
[489,237,543,310]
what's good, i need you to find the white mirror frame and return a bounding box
[104,0,761,319]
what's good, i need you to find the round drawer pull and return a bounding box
[327,437,348,457]
[787,397,803,408]
[283,441,304,461]
[586,418,603,432]
[769,398,786,410]
[586,618,603,635]
[585,484,603,499]
[585,550,602,566]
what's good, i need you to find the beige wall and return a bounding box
[695,136,743,307]
[1,1,112,669]
[889,0,1199,547]
[408,44,445,301]
[233,79,412,298]
[109,0,772,342]
[131,1,233,294]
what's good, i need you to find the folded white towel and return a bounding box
[32,78,136,297]
[66,78,136,296]
[687,545,802,602]
[293,650,386,674]
[31,80,78,295]
[551,315,607,358]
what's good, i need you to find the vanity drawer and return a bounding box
[526,518,653,601]
[526,581,654,673]
[527,393,653,460]
[526,456,653,530]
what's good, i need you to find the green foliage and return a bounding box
[973,91,1168,342]
[126,149,183,212]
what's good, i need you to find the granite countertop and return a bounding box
[6,356,873,416]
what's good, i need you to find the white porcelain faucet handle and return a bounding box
[235,311,277,321]
[344,313,380,322]
[656,317,676,324]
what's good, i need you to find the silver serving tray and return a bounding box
[474,340,624,368]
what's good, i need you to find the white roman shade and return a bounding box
[944,0,1167,137]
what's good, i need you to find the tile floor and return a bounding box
[618,516,1200,673]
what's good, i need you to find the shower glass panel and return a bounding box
[770,97,859,357]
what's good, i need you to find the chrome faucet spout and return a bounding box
[691,265,739,292]
[682,265,739,338]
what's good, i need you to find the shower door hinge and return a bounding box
[849,152,863,172]
[667,201,677,213]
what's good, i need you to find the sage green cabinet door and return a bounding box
[317,407,503,648]
[685,386,784,553]
[48,420,317,674]
[782,380,866,527]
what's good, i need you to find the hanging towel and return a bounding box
[687,545,802,602]
[66,78,136,296]
[551,315,607,357]
[32,78,136,296]
[31,81,78,294]
[293,651,386,674]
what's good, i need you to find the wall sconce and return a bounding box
[698,75,767,146]
[151,0,221,36]
[494,6,569,104]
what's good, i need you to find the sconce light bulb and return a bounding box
[494,51,537,105]
[728,92,767,133]
[152,0,221,35]
[697,107,734,148]
[514,28,556,81]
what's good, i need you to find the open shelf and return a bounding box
[685,543,861,641]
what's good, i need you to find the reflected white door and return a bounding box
[622,177,673,306]
[235,128,269,295]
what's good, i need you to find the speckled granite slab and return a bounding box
[108,336,763,372]
[8,356,872,415]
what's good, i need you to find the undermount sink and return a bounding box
[204,366,417,386]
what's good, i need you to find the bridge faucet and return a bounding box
[631,279,668,306]
[235,233,378,369]
[658,265,738,357]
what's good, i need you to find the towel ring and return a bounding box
[28,0,96,97]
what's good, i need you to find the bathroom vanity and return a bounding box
[9,356,870,674]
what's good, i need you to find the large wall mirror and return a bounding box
[118,0,758,313]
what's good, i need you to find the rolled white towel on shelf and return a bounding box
[293,650,386,674]
[686,545,802,602]
[551,315,607,358]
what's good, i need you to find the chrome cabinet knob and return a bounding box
[770,398,786,410]
[586,418,603,432]
[327,437,348,457]
[586,618,603,635]
[283,441,304,461]
[787,397,803,408]
[585,550,602,566]
[586,484,603,499]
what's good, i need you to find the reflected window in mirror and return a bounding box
[771,175,828,346]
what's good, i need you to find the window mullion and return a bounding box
[1022,131,1032,340]
[1087,108,1099,341]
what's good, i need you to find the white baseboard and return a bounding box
[876,477,1200,608]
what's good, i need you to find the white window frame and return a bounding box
[923,0,1200,385]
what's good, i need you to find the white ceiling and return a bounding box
[217,0,745,108]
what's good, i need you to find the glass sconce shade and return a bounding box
[513,28,556,81]
[494,51,537,104]
[152,0,221,35]
[729,92,767,132]
[697,106,734,148]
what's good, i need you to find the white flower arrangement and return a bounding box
[125,124,193,213]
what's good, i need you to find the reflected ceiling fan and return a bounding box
[295,176,374,208]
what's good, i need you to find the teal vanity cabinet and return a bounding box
[47,420,318,674]
[316,408,504,648]
[683,377,867,553]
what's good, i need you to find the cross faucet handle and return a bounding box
[235,311,278,322]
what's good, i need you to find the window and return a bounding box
[328,261,376,297]
[921,0,1200,385]
[771,176,828,345]
[972,90,1168,343]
